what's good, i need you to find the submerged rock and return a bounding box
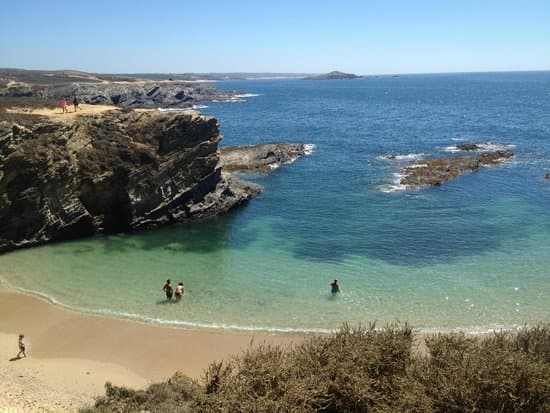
[400,151,513,188]
[456,142,483,151]
[220,143,306,173]
[0,110,263,252]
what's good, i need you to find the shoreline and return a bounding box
[0,288,305,412]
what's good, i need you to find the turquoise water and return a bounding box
[1,72,549,332]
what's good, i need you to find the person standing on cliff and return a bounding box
[60,97,69,113]
[73,95,81,112]
[163,279,174,301]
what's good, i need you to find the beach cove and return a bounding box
[1,73,549,335]
[0,290,302,412]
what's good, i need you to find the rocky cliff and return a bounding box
[0,110,259,252]
[1,79,237,109]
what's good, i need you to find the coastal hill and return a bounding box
[0,105,306,252]
[0,67,310,84]
[0,68,239,109]
[303,70,362,80]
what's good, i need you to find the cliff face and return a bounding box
[0,110,258,252]
[1,81,235,108]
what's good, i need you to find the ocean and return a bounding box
[1,72,549,333]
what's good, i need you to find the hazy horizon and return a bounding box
[3,67,550,78]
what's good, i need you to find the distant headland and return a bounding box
[303,71,362,80]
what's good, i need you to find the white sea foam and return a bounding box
[4,283,537,335]
[444,142,516,153]
[6,284,335,334]
[233,93,261,98]
[157,107,192,112]
[376,153,426,161]
[157,104,208,111]
[269,163,281,170]
[303,143,315,155]
[378,172,408,193]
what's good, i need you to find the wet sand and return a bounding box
[0,289,304,412]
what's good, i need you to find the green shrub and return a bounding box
[82,324,550,413]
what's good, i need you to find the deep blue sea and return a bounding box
[1,72,549,332]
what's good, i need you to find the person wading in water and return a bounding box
[163,279,174,301]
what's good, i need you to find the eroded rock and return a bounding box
[0,110,258,252]
[400,151,513,188]
[220,143,306,173]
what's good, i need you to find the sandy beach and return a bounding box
[0,289,304,412]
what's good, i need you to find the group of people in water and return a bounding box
[60,95,81,113]
[162,279,185,301]
[161,279,340,302]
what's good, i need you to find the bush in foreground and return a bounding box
[81,324,550,413]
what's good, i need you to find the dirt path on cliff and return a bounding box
[5,104,126,123]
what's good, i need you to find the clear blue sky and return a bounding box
[1,1,549,74]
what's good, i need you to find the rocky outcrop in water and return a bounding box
[456,143,483,151]
[220,143,306,173]
[0,110,261,252]
[400,151,513,188]
[0,81,236,108]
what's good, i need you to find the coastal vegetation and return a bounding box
[82,324,550,413]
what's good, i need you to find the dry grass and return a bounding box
[81,324,550,413]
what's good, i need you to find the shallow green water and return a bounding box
[1,73,549,332]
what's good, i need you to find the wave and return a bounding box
[444,142,516,153]
[2,283,534,335]
[378,172,408,193]
[303,144,315,155]
[5,283,335,334]
[233,93,261,98]
[376,153,426,161]
[157,104,208,111]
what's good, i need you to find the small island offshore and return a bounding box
[303,70,362,80]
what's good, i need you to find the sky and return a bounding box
[1,1,549,74]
